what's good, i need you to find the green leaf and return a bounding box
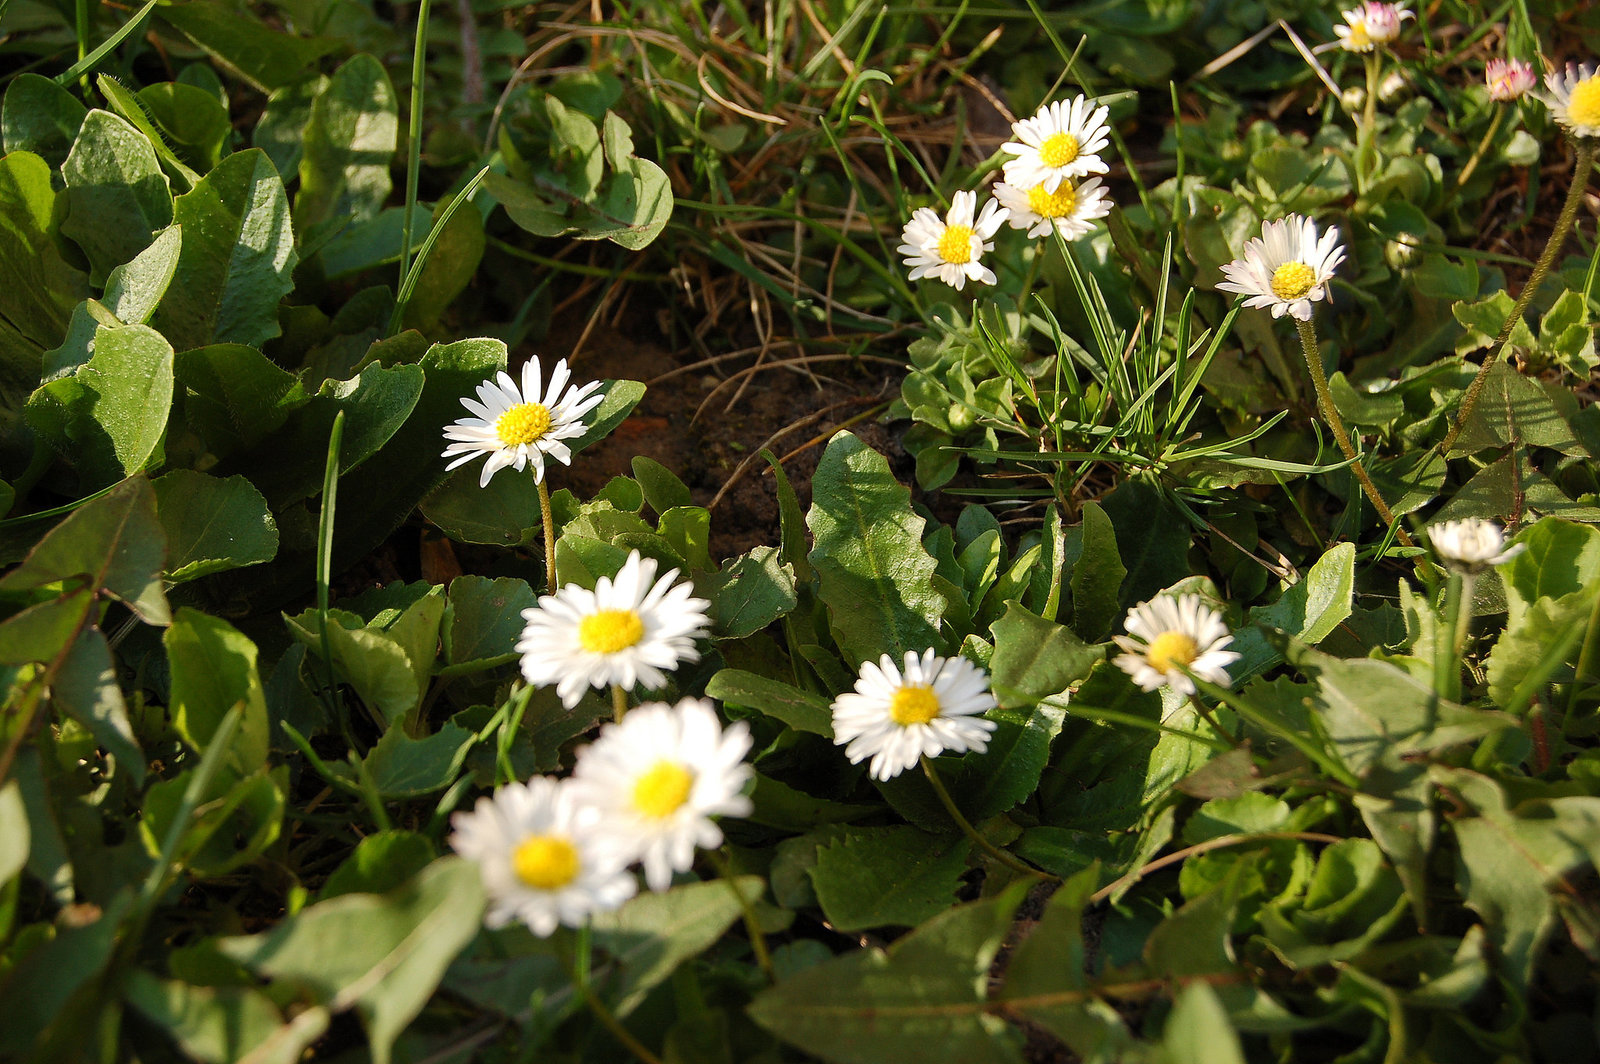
[154,470,278,582]
[151,149,298,351]
[593,111,673,250]
[1499,517,1600,631]
[0,781,28,889]
[0,893,127,1057]
[103,224,182,327]
[1100,479,1192,607]
[60,110,173,286]
[141,765,285,878]
[589,876,759,1017]
[402,192,486,331]
[319,831,436,900]
[1232,542,1356,680]
[705,669,832,736]
[444,576,536,667]
[157,5,343,93]
[122,971,286,1064]
[0,151,89,402]
[358,723,474,798]
[1,74,87,170]
[809,825,971,932]
[295,54,398,230]
[174,343,307,464]
[253,76,328,180]
[285,612,420,724]
[218,857,485,1064]
[748,887,1029,1064]
[1485,585,1596,713]
[952,702,1068,819]
[164,608,271,774]
[420,465,544,547]
[988,602,1100,708]
[708,546,797,639]
[136,82,232,172]
[632,455,691,513]
[1069,501,1124,642]
[565,378,646,458]
[1163,983,1247,1064]
[1445,360,1582,458]
[807,431,944,665]
[94,74,203,190]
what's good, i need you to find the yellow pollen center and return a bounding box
[578,609,645,654]
[495,402,552,447]
[936,224,975,264]
[1568,77,1600,128]
[632,761,695,819]
[889,685,941,726]
[1147,631,1200,675]
[1026,182,1078,219]
[512,835,580,890]
[1270,261,1317,301]
[1038,132,1081,168]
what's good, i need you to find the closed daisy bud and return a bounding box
[830,649,998,781]
[1486,58,1538,103]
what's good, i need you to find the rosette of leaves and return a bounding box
[891,332,1019,489]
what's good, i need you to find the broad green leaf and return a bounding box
[594,110,673,250]
[402,192,486,331]
[284,611,423,724]
[420,466,544,547]
[988,602,1100,708]
[25,324,174,487]
[0,893,126,1057]
[154,470,278,582]
[1163,983,1247,1064]
[1069,500,1124,642]
[0,782,28,888]
[94,74,203,190]
[1445,360,1583,458]
[1,74,87,169]
[1232,542,1357,679]
[174,343,307,462]
[809,826,970,932]
[356,723,474,798]
[807,431,944,665]
[0,151,88,404]
[141,765,285,877]
[136,82,232,172]
[444,575,537,666]
[157,5,343,93]
[253,76,328,179]
[61,110,174,285]
[218,858,485,1064]
[296,54,398,230]
[151,149,298,351]
[123,971,285,1064]
[1101,479,1192,606]
[952,702,1068,819]
[590,876,759,1017]
[632,455,691,513]
[708,546,797,639]
[748,887,1028,1064]
[319,831,436,900]
[1484,585,1595,713]
[565,378,646,458]
[164,608,270,773]
[103,224,182,326]
[1499,517,1600,631]
[706,669,833,736]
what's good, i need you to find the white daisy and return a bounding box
[992,177,1112,240]
[830,649,998,782]
[442,357,605,487]
[1543,64,1600,139]
[1216,214,1346,322]
[1000,96,1112,192]
[1486,58,1538,103]
[1428,519,1525,573]
[517,551,711,708]
[1335,2,1411,52]
[569,698,753,892]
[1113,595,1239,696]
[449,776,636,936]
[897,190,1008,290]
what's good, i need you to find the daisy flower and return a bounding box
[443,358,605,487]
[1000,96,1112,192]
[830,649,998,782]
[1113,595,1239,696]
[992,176,1112,240]
[517,551,711,708]
[1335,2,1411,52]
[1486,58,1538,103]
[1216,214,1346,322]
[449,776,636,936]
[1544,64,1600,139]
[1428,519,1525,573]
[897,190,1008,290]
[569,698,753,892]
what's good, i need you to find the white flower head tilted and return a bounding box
[449,775,636,936]
[517,551,712,708]
[830,649,998,782]
[1335,2,1411,52]
[1544,63,1600,139]
[992,176,1112,241]
[1000,96,1112,192]
[1428,518,1525,573]
[1113,595,1240,696]
[443,358,605,487]
[569,698,754,892]
[1486,58,1538,103]
[1216,214,1346,322]
[897,190,1008,290]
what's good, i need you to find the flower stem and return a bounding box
[611,683,629,724]
[567,943,663,1064]
[1434,571,1468,705]
[1355,53,1382,191]
[537,477,557,594]
[709,849,776,983]
[1452,104,1504,195]
[1441,138,1597,455]
[920,756,1053,880]
[1293,317,1416,549]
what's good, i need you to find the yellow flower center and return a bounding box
[1568,76,1600,128]
[495,402,552,447]
[936,224,975,264]
[1147,631,1200,675]
[1270,261,1317,301]
[1026,182,1078,219]
[577,609,645,654]
[632,761,696,819]
[1344,23,1372,50]
[1038,132,1081,168]
[888,685,941,726]
[512,834,580,890]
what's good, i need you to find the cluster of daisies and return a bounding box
[899,94,1114,291]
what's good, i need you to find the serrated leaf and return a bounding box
[988,602,1100,708]
[809,825,970,932]
[709,546,796,639]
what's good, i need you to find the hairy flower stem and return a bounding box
[568,933,663,1064]
[1355,53,1382,191]
[1442,138,1597,455]
[537,478,557,593]
[1294,318,1416,549]
[921,756,1054,881]
[611,683,629,724]
[710,849,776,983]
